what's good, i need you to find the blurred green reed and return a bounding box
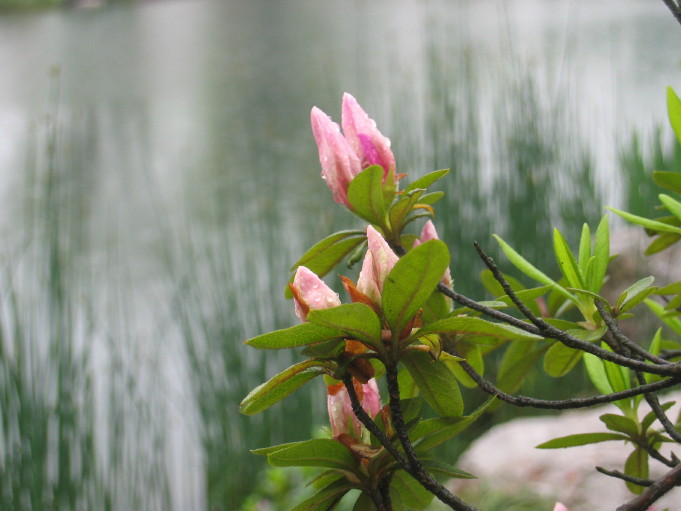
[0,98,170,510]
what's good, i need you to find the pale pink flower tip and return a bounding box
[291,266,341,322]
[356,226,399,306]
[341,93,396,179]
[553,503,569,511]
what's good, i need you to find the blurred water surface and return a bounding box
[0,0,679,509]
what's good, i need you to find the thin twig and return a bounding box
[384,363,480,511]
[455,359,681,410]
[617,462,681,511]
[595,300,671,365]
[662,0,681,27]
[342,373,412,473]
[596,466,654,487]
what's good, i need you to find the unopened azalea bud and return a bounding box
[415,220,453,288]
[311,106,362,206]
[327,378,381,442]
[341,93,396,180]
[290,266,341,322]
[553,503,569,511]
[356,226,399,306]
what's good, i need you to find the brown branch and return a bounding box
[617,462,681,511]
[662,0,681,27]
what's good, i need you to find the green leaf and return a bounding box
[410,400,492,450]
[420,459,476,479]
[402,350,463,417]
[493,235,574,301]
[641,400,675,431]
[291,478,353,511]
[653,170,681,194]
[246,322,344,349]
[536,432,628,449]
[251,441,307,456]
[599,413,639,437]
[553,228,584,289]
[668,86,681,146]
[288,230,367,295]
[659,194,681,223]
[616,276,656,314]
[420,289,451,324]
[607,207,681,235]
[382,240,450,334]
[391,471,434,509]
[624,447,649,494]
[353,492,377,511]
[417,191,445,206]
[497,342,547,394]
[655,281,681,295]
[583,352,615,395]
[388,190,424,233]
[347,165,387,225]
[646,298,681,337]
[445,343,483,388]
[403,169,450,194]
[578,223,592,275]
[589,215,610,294]
[307,303,382,349]
[543,342,584,378]
[415,316,542,342]
[601,342,631,393]
[646,232,681,255]
[240,360,328,415]
[267,438,357,471]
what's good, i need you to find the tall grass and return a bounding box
[0,96,170,510]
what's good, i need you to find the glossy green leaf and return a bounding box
[642,399,675,431]
[410,400,492,450]
[583,352,615,395]
[347,165,387,225]
[246,322,344,349]
[240,360,329,415]
[543,342,583,378]
[445,343,483,388]
[415,316,542,342]
[251,441,307,456]
[267,438,357,471]
[645,232,681,255]
[353,492,376,511]
[553,228,584,289]
[420,459,476,480]
[599,413,639,437]
[497,342,547,394]
[287,230,367,296]
[417,191,445,205]
[391,471,434,509]
[615,276,656,314]
[601,342,631,393]
[646,298,681,336]
[589,215,610,293]
[421,289,451,324]
[660,194,681,223]
[578,223,591,274]
[656,281,681,295]
[403,168,450,193]
[536,432,627,449]
[653,170,681,194]
[307,303,382,349]
[668,86,681,146]
[382,240,449,334]
[607,207,681,235]
[402,350,463,417]
[624,447,648,494]
[388,189,424,233]
[493,235,574,300]
[291,478,353,511]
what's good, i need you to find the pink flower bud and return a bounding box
[327,378,381,441]
[341,93,396,180]
[553,503,569,511]
[356,226,399,306]
[415,220,453,288]
[311,106,362,206]
[290,266,341,322]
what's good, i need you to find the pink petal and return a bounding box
[341,93,396,180]
[291,266,341,322]
[356,226,399,306]
[553,503,569,511]
[311,106,361,205]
